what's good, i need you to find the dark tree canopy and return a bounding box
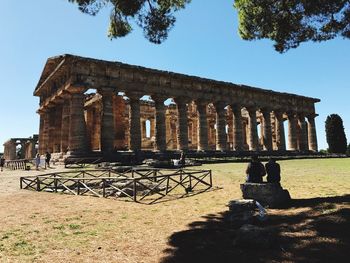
[234,0,350,52]
[68,0,191,44]
[325,114,348,154]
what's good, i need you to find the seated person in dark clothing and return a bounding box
[265,157,281,183]
[246,155,266,183]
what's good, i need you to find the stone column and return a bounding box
[42,110,50,153]
[38,111,45,154]
[153,96,166,151]
[99,88,115,153]
[274,111,286,151]
[247,107,259,151]
[196,101,209,151]
[231,104,243,151]
[261,108,273,151]
[53,105,63,153]
[175,98,189,151]
[68,92,89,154]
[128,95,141,151]
[47,108,56,153]
[307,114,318,152]
[61,99,70,153]
[127,94,141,151]
[214,102,227,151]
[287,112,298,151]
[8,141,17,160]
[297,114,308,151]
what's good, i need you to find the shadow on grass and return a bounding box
[161,195,350,263]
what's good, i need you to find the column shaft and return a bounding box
[215,102,227,151]
[60,101,70,153]
[231,105,243,151]
[262,109,273,151]
[38,113,45,154]
[176,100,189,151]
[274,112,286,151]
[53,105,62,153]
[42,111,50,153]
[288,113,298,151]
[154,97,166,151]
[129,97,141,151]
[307,115,318,151]
[298,115,308,151]
[68,93,88,153]
[100,89,115,153]
[247,107,258,151]
[197,102,208,151]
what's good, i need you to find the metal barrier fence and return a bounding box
[20,168,213,204]
[6,159,31,170]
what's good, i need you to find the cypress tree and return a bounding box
[325,114,347,154]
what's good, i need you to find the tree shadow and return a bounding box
[161,195,350,263]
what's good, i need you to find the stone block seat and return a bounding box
[240,183,291,208]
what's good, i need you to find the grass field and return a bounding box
[0,158,349,262]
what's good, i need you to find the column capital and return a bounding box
[67,85,86,94]
[307,113,318,120]
[152,95,167,104]
[57,89,71,100]
[297,112,307,120]
[230,103,242,111]
[213,100,227,109]
[98,87,115,96]
[286,111,297,118]
[246,106,257,115]
[195,99,209,107]
[174,97,191,105]
[260,107,272,113]
[125,92,142,101]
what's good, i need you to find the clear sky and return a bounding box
[1,0,349,152]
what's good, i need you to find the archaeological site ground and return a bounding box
[0,159,349,262]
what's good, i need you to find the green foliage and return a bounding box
[325,114,347,154]
[68,0,191,44]
[234,0,350,52]
[347,143,350,155]
[319,149,328,155]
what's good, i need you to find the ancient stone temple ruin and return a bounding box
[3,135,38,160]
[34,54,320,156]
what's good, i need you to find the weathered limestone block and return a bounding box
[234,224,275,248]
[240,183,290,208]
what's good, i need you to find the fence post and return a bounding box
[20,177,23,189]
[54,177,58,193]
[133,180,137,202]
[77,180,80,195]
[189,174,192,191]
[36,177,40,191]
[209,170,212,187]
[102,179,106,198]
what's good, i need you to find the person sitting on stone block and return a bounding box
[265,157,281,183]
[245,155,266,183]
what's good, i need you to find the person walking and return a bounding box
[0,155,5,172]
[35,153,41,170]
[45,151,51,169]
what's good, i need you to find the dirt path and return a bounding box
[0,164,68,196]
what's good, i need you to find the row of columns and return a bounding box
[38,90,318,154]
[126,96,318,152]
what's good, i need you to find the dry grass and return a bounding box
[0,158,349,263]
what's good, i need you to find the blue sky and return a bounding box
[0,0,349,152]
